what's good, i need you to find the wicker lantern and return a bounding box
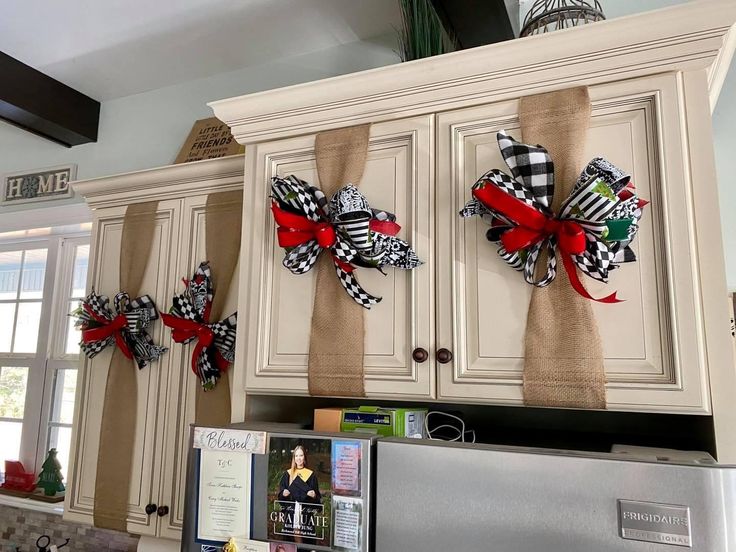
[520,0,606,37]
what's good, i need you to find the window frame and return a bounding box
[40,234,90,474]
[0,231,90,476]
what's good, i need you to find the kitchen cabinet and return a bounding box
[64,157,242,538]
[239,117,434,399]
[436,74,710,412]
[212,1,736,459]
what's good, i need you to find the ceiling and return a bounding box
[0,1,687,104]
[0,0,400,100]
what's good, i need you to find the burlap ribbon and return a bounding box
[308,124,371,396]
[195,190,244,426]
[520,87,607,409]
[94,201,158,530]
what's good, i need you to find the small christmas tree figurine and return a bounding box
[36,449,65,496]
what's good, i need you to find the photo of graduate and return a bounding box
[268,437,332,547]
[278,445,322,505]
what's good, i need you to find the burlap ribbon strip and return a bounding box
[520,87,607,409]
[308,124,371,396]
[195,190,244,426]
[94,201,158,530]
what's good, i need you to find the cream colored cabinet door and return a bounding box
[238,117,434,398]
[156,194,239,539]
[436,74,711,413]
[65,200,181,534]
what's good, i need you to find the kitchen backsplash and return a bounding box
[0,504,139,551]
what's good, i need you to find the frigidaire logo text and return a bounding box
[619,501,692,547]
[621,511,689,527]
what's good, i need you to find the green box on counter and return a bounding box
[340,406,427,438]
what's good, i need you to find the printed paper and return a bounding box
[332,441,361,495]
[333,496,362,551]
[193,427,267,455]
[197,450,252,541]
[232,539,269,552]
[267,436,332,548]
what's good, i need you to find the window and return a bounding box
[0,232,90,481]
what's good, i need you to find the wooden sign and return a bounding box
[2,164,76,205]
[174,117,244,164]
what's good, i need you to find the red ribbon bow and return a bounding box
[81,304,134,359]
[271,202,402,275]
[473,183,621,303]
[272,203,337,249]
[160,313,229,377]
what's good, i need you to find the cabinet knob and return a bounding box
[412,347,429,363]
[145,503,157,516]
[436,348,453,364]
[157,505,169,517]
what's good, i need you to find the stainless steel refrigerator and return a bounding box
[375,438,736,552]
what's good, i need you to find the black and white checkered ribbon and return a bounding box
[271,175,422,308]
[161,262,237,390]
[73,289,167,369]
[460,130,646,290]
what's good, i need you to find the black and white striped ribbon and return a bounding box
[272,177,422,309]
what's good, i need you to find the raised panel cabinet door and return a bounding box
[237,116,434,398]
[64,200,181,534]
[156,193,240,539]
[436,74,711,413]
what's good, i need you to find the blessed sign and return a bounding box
[2,165,76,204]
[193,427,267,455]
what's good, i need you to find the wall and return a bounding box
[713,61,736,291]
[0,504,139,551]
[0,35,399,216]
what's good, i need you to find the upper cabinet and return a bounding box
[436,74,711,413]
[65,157,243,538]
[239,117,434,399]
[212,2,736,459]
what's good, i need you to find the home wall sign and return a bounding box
[2,164,76,204]
[174,117,244,164]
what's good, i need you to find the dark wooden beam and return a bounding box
[430,0,516,49]
[0,51,100,147]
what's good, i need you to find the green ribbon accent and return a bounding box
[606,218,633,242]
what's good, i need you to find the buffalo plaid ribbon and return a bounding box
[460,131,648,303]
[161,262,237,390]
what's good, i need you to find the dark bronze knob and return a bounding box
[157,505,169,517]
[436,348,453,364]
[412,347,429,363]
[145,503,157,516]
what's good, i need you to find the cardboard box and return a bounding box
[340,406,427,438]
[313,407,343,433]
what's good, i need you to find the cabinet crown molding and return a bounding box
[71,154,244,209]
[210,0,736,144]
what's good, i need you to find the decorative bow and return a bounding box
[271,175,422,308]
[460,131,647,303]
[160,262,237,390]
[73,290,167,368]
